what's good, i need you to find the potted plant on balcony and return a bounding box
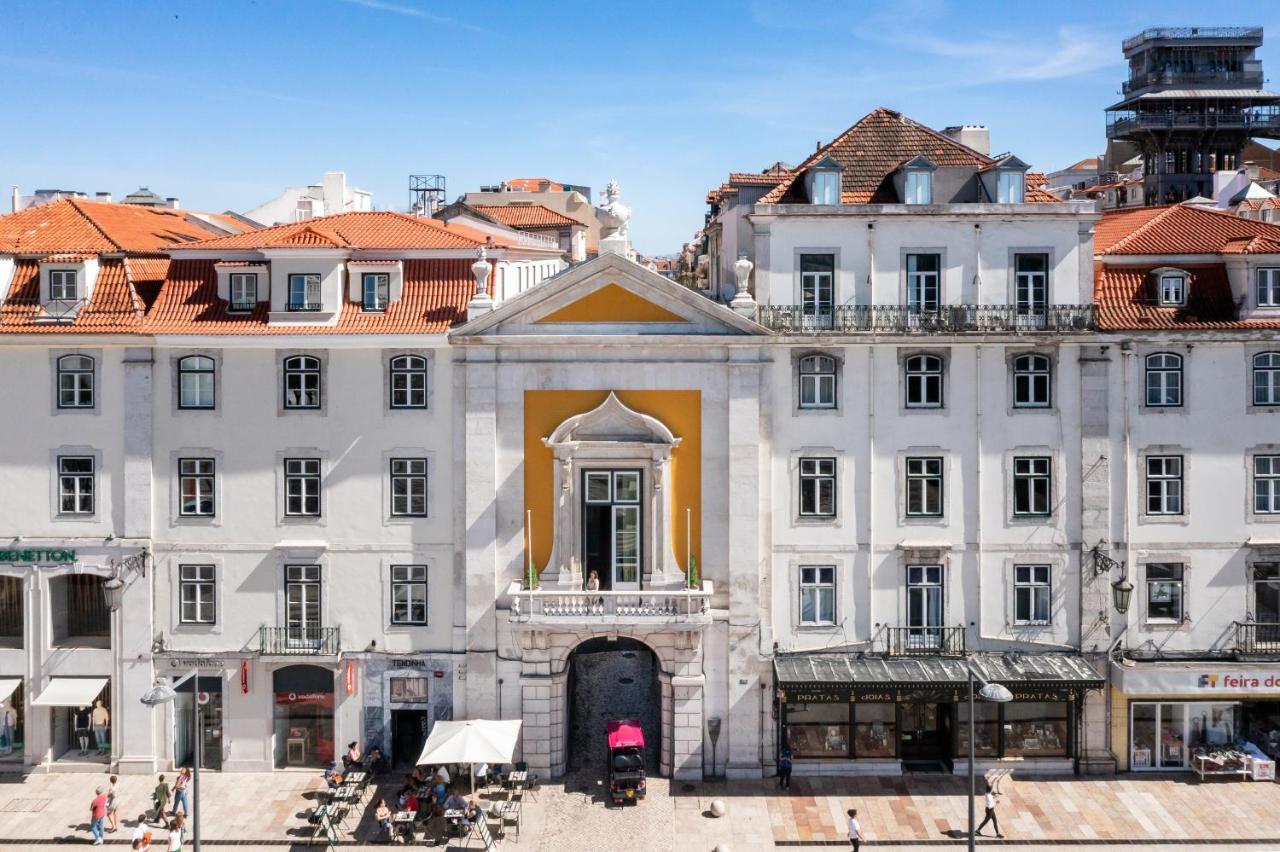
[687,556,701,591]
[523,556,540,591]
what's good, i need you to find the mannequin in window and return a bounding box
[91,700,110,756]
[0,701,14,755]
[74,705,92,756]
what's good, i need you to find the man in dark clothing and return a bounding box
[975,784,1003,838]
[778,745,794,790]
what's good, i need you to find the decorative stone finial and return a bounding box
[730,253,757,318]
[467,246,494,319]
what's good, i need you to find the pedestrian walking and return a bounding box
[106,775,120,832]
[975,783,1003,838]
[89,785,108,845]
[167,814,185,852]
[847,808,863,851]
[131,815,154,851]
[171,767,190,817]
[778,744,794,790]
[152,774,171,826]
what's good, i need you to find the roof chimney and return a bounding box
[166,197,180,209]
[941,125,990,156]
[95,192,112,203]
[11,185,19,213]
[1244,161,1261,182]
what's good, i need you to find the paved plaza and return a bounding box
[2,769,1280,849]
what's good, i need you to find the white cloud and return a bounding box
[336,0,484,32]
[877,24,1121,85]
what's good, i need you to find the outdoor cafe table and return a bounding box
[444,808,467,836]
[507,770,528,788]
[345,770,367,785]
[393,811,415,825]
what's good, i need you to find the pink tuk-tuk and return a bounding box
[606,719,646,805]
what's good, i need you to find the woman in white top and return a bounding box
[846,808,863,851]
[167,814,185,852]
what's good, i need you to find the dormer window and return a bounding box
[288,274,322,311]
[904,171,932,205]
[812,171,840,205]
[362,273,389,312]
[1158,271,1187,306]
[997,170,1025,203]
[229,273,257,312]
[49,270,79,303]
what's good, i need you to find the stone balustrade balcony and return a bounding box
[506,580,714,628]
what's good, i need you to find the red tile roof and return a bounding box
[170,211,545,252]
[1095,204,1280,255]
[143,258,476,335]
[0,258,146,332]
[503,178,564,192]
[759,108,1056,205]
[470,204,579,229]
[1094,263,1280,330]
[0,198,222,254]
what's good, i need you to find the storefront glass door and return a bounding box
[899,703,949,762]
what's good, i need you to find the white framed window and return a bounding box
[798,457,836,518]
[287,273,322,311]
[905,456,943,517]
[390,564,428,625]
[906,564,944,646]
[229,273,257,311]
[1146,563,1184,621]
[812,171,840,205]
[56,354,95,409]
[799,254,834,321]
[1014,254,1048,321]
[1158,273,1186,306]
[390,458,428,517]
[1146,455,1183,515]
[904,171,932,204]
[283,355,321,409]
[362,273,389,312]
[798,354,837,409]
[1014,564,1051,625]
[177,355,215,409]
[1012,456,1052,516]
[178,458,215,517]
[49,269,79,302]
[389,355,428,409]
[905,354,943,408]
[285,564,322,643]
[906,254,940,311]
[1259,268,1280,307]
[1253,352,1280,406]
[57,456,95,515]
[1255,455,1280,514]
[179,564,216,625]
[997,170,1025,203]
[284,458,321,517]
[1012,353,1051,408]
[1145,353,1183,407]
[798,565,836,626]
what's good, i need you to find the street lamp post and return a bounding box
[141,672,200,852]
[967,663,1012,852]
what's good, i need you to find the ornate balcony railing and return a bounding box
[1234,621,1280,655]
[259,625,341,655]
[1123,27,1262,51]
[1108,110,1280,137]
[1122,69,1264,95]
[287,300,323,312]
[506,581,713,624]
[758,304,1094,334]
[882,625,967,656]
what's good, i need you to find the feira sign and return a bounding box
[0,549,76,564]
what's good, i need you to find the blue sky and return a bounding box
[2,1,1277,254]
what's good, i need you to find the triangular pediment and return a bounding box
[451,252,769,338]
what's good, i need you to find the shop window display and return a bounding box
[1002,701,1067,757]
[955,700,999,758]
[272,665,335,769]
[785,703,849,759]
[853,703,896,758]
[0,683,23,764]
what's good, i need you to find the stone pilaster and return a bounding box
[670,673,705,780]
[463,352,499,720]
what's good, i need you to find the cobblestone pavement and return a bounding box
[4,768,1280,850]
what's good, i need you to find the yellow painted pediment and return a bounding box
[535,283,689,324]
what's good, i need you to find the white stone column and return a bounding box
[464,352,500,719]
[670,674,705,780]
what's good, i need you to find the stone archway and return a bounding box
[566,637,661,775]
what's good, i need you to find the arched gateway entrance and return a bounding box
[566,638,660,773]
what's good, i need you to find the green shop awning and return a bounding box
[774,652,1104,703]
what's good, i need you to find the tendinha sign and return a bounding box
[0,549,76,564]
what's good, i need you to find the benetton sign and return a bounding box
[0,549,76,564]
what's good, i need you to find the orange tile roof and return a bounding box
[471,204,579,229]
[0,258,145,332]
[1095,204,1280,255]
[1238,197,1280,213]
[0,198,221,254]
[759,107,1055,205]
[504,178,564,192]
[1094,263,1280,330]
[143,258,475,335]
[171,211,544,252]
[728,172,792,186]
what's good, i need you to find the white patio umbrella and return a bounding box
[416,719,523,794]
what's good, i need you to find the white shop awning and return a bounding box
[0,678,20,704]
[32,677,107,707]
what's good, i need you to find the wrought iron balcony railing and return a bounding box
[758,304,1094,334]
[882,625,967,656]
[1108,111,1280,137]
[259,625,341,655]
[287,300,323,312]
[506,580,713,624]
[1234,621,1280,655]
[38,298,87,321]
[1122,69,1264,95]
[1123,27,1262,51]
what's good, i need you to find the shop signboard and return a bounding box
[1116,664,1280,695]
[0,549,76,564]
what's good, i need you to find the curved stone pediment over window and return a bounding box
[545,392,681,449]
